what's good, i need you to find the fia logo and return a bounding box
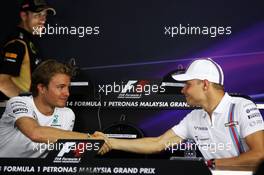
[53,142,83,163]
[57,142,76,157]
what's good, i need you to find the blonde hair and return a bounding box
[31,59,73,97]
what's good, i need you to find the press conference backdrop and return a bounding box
[0,0,264,136]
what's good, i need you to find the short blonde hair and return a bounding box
[31,59,73,97]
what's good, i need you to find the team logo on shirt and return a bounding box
[19,32,24,39]
[51,115,61,127]
[224,121,239,127]
[194,126,208,131]
[29,41,37,54]
[35,58,41,65]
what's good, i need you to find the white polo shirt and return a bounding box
[0,96,75,158]
[172,93,264,160]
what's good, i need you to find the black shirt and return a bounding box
[0,27,41,100]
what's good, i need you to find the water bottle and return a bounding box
[184,139,197,158]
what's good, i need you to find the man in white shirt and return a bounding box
[103,58,264,169]
[0,59,109,157]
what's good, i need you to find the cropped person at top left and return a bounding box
[0,0,56,99]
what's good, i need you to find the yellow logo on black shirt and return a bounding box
[29,41,37,54]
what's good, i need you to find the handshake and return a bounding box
[86,130,183,157]
[90,131,113,155]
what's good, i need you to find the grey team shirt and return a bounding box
[0,96,75,158]
[172,93,264,160]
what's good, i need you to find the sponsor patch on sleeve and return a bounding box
[10,101,29,115]
[13,107,28,114]
[248,113,262,119]
[5,52,18,59]
[244,102,260,115]
[4,52,18,63]
[249,119,263,127]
